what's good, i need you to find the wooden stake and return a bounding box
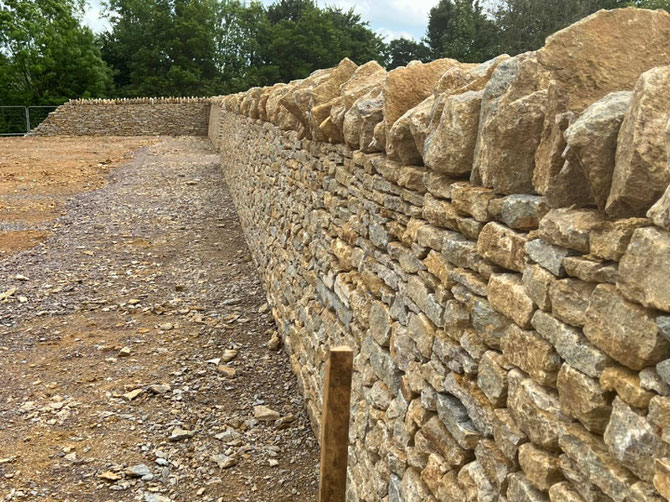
[318,346,354,502]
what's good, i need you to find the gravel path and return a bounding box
[0,137,319,501]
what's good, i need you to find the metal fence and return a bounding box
[0,105,58,136]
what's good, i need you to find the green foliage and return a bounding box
[386,37,432,69]
[0,0,112,106]
[100,0,221,97]
[426,0,500,62]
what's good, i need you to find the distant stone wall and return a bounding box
[31,98,210,136]
[210,8,670,502]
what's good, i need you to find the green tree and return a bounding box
[425,0,500,62]
[0,0,112,105]
[101,0,220,96]
[257,3,385,83]
[386,37,432,69]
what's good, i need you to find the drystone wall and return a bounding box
[212,8,670,502]
[31,98,210,136]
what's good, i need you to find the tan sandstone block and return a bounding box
[502,324,561,387]
[584,284,670,371]
[489,273,536,328]
[477,222,527,272]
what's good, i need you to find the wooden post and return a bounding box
[318,346,354,502]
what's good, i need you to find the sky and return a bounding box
[82,0,444,41]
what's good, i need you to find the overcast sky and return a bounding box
[82,0,451,41]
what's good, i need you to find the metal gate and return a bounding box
[0,105,58,136]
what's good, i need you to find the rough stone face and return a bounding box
[538,208,605,254]
[477,350,513,407]
[383,59,459,137]
[655,458,670,500]
[607,66,670,217]
[519,442,563,492]
[562,257,617,285]
[648,182,670,231]
[559,424,638,502]
[589,217,650,261]
[536,8,670,112]
[501,195,550,231]
[492,408,527,461]
[549,279,595,328]
[604,397,670,482]
[548,481,586,502]
[488,273,536,328]
[387,95,434,165]
[424,90,483,175]
[475,55,549,194]
[477,222,527,272]
[564,91,631,209]
[618,227,670,312]
[584,284,670,370]
[343,85,384,152]
[508,369,571,451]
[600,366,655,410]
[523,265,556,312]
[556,364,611,434]
[507,471,550,502]
[525,239,570,277]
[502,324,561,387]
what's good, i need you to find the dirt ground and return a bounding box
[0,137,319,501]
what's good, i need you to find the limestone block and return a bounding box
[502,324,561,387]
[501,195,550,231]
[559,423,637,502]
[507,369,572,451]
[444,372,495,437]
[548,482,586,502]
[423,171,456,200]
[564,91,631,209]
[600,366,655,410]
[343,85,384,152]
[607,66,670,217]
[525,239,570,277]
[423,90,483,175]
[548,278,595,328]
[477,350,513,407]
[489,273,536,328]
[435,392,481,450]
[557,364,612,434]
[418,415,473,468]
[383,59,459,138]
[458,460,499,502]
[507,471,551,502]
[475,439,517,490]
[422,194,459,230]
[387,95,433,165]
[589,217,649,261]
[562,257,617,285]
[654,458,670,500]
[474,54,551,194]
[519,442,563,492]
[604,397,670,482]
[648,182,670,232]
[477,222,527,272]
[492,408,528,462]
[584,284,670,370]
[523,264,556,312]
[618,227,670,312]
[538,208,605,254]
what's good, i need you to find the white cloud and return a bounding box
[82,0,110,34]
[83,0,436,40]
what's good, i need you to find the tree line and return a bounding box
[0,0,668,109]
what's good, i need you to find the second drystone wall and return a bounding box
[31,98,210,136]
[210,8,670,502]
